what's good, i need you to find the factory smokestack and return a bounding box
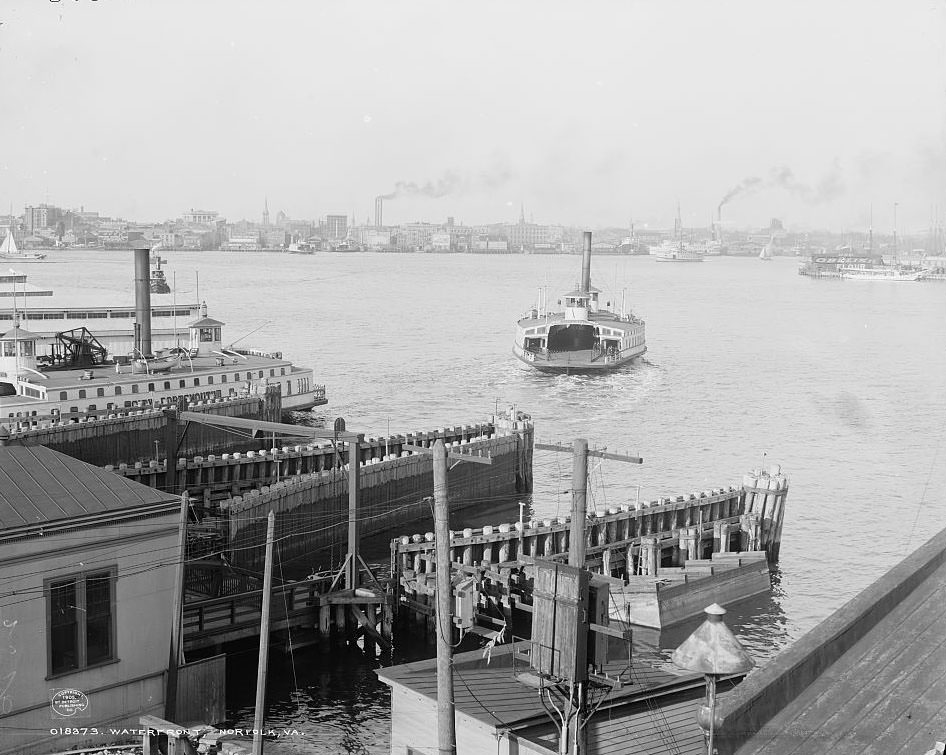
[375,196,383,228]
[133,241,153,357]
[580,231,592,293]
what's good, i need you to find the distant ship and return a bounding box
[150,254,171,293]
[0,227,46,261]
[654,240,703,262]
[839,265,923,282]
[513,231,647,372]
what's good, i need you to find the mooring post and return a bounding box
[570,438,589,567]
[432,439,457,755]
[253,510,275,755]
[346,433,365,590]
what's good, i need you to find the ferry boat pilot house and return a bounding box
[0,325,39,398]
[188,304,224,356]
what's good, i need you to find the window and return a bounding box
[179,380,186,388]
[131,384,139,394]
[269,369,275,377]
[114,386,122,395]
[207,376,214,385]
[164,381,171,390]
[193,378,200,386]
[59,391,68,400]
[148,383,155,392]
[234,373,241,381]
[221,375,227,383]
[96,388,104,397]
[47,570,116,676]
[199,327,215,342]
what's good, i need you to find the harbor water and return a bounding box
[24,251,946,753]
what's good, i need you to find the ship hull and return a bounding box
[513,343,646,372]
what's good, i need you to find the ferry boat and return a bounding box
[0,250,326,420]
[0,226,46,261]
[654,240,703,262]
[839,265,924,281]
[513,231,646,372]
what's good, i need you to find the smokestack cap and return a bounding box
[133,240,152,251]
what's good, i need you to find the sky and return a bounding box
[0,0,944,232]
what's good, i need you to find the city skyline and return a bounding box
[1,2,944,232]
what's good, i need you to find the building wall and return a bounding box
[0,513,179,755]
[389,686,556,755]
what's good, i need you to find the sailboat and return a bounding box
[759,234,774,261]
[0,227,46,261]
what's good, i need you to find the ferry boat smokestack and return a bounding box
[581,231,592,293]
[133,241,153,357]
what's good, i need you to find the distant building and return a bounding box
[224,232,261,251]
[182,209,219,226]
[472,234,509,252]
[0,443,180,755]
[261,227,289,249]
[24,204,63,234]
[322,215,348,240]
[430,232,451,251]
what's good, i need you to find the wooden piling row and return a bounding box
[392,476,789,634]
[109,421,500,501]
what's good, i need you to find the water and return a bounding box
[24,251,946,752]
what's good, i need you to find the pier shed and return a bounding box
[713,525,946,754]
[377,642,744,754]
[0,439,181,755]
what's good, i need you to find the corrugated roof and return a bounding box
[0,445,179,531]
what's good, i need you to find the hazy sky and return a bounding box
[1,1,944,231]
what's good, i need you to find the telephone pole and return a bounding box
[402,437,493,755]
[253,510,276,755]
[533,438,643,754]
[433,440,455,755]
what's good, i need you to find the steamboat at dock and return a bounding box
[513,231,646,371]
[0,246,325,420]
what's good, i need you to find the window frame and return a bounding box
[45,567,118,679]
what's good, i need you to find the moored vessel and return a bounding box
[0,226,46,261]
[513,231,646,372]
[839,264,924,281]
[0,246,326,419]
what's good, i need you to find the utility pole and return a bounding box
[253,510,276,755]
[433,439,456,755]
[533,438,643,755]
[165,491,189,722]
[401,437,493,755]
[569,438,589,567]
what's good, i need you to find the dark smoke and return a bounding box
[718,163,844,211]
[381,162,514,201]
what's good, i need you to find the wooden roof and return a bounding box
[0,445,179,532]
[379,641,742,754]
[736,557,946,754]
[717,526,946,754]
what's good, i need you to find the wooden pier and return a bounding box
[182,571,394,655]
[391,468,788,638]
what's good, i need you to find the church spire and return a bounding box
[519,201,525,225]
[262,197,270,227]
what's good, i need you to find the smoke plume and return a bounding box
[381,161,514,201]
[718,163,844,212]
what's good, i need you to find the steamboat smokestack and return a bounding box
[133,241,153,357]
[580,231,592,293]
[375,196,383,229]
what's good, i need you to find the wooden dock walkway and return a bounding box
[182,572,394,653]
